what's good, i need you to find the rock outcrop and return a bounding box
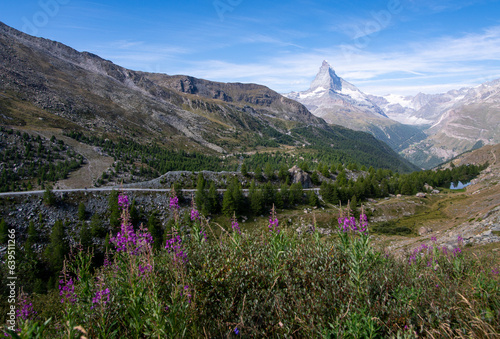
[288,166,312,188]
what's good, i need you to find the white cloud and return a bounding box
[173,25,500,96]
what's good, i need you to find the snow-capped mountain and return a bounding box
[286,60,387,118]
[284,61,426,153]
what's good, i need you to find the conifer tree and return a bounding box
[222,188,236,217]
[222,177,243,216]
[264,162,274,181]
[241,163,248,177]
[43,187,56,206]
[129,199,140,227]
[278,165,289,183]
[0,218,8,244]
[205,181,219,215]
[249,180,264,215]
[255,166,263,182]
[148,210,163,251]
[90,213,106,237]
[25,221,38,255]
[311,171,320,186]
[44,220,68,273]
[308,190,320,207]
[289,182,303,205]
[280,183,290,208]
[80,222,93,250]
[195,173,207,212]
[320,163,330,177]
[78,202,86,221]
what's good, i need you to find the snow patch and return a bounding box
[383,94,414,109]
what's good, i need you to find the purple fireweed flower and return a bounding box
[111,221,152,255]
[268,205,280,234]
[431,236,437,242]
[492,268,499,275]
[103,254,111,267]
[118,193,129,210]
[182,285,192,303]
[169,196,180,210]
[91,288,110,309]
[190,208,200,221]
[138,263,152,277]
[457,235,464,246]
[268,217,279,233]
[231,212,241,235]
[338,214,368,235]
[16,294,37,321]
[200,229,208,241]
[453,247,462,256]
[408,254,417,265]
[165,234,188,263]
[59,278,76,304]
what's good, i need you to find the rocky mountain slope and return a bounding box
[284,61,427,152]
[285,60,500,170]
[0,21,321,154]
[379,143,500,255]
[370,80,500,168]
[0,21,417,177]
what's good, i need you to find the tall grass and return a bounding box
[3,194,499,338]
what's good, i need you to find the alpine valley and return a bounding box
[0,21,417,183]
[286,61,500,169]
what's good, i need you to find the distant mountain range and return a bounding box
[284,61,428,153]
[285,61,500,169]
[0,22,417,172]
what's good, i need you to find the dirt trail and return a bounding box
[28,128,114,189]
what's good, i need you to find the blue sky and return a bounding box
[1,0,500,95]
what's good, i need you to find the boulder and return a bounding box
[288,165,312,188]
[419,227,432,236]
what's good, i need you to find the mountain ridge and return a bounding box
[0,21,417,174]
[284,61,427,152]
[370,79,500,168]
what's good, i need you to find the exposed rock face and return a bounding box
[374,79,500,168]
[0,21,326,154]
[288,166,312,188]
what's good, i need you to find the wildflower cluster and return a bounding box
[138,263,152,277]
[91,288,110,308]
[338,210,367,235]
[408,235,464,266]
[111,222,153,255]
[169,190,180,210]
[231,212,241,235]
[118,194,129,209]
[190,208,200,221]
[165,234,188,263]
[268,205,279,234]
[111,194,153,255]
[16,293,37,321]
[59,277,77,304]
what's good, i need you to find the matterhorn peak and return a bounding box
[310,60,342,91]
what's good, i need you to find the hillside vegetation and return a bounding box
[1,194,498,338]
